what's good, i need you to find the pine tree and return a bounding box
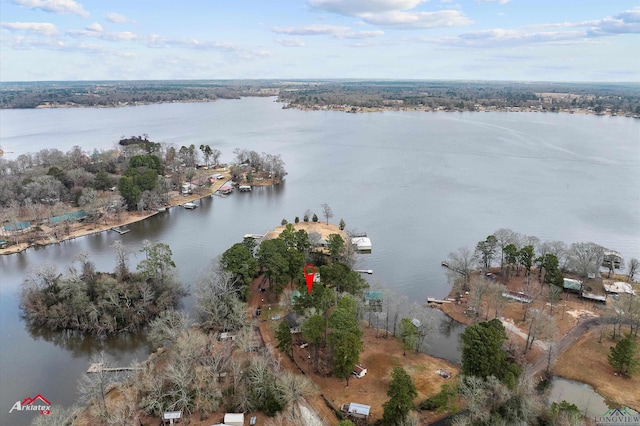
[275,320,293,358]
[382,367,417,425]
[608,336,640,376]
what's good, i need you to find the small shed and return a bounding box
[341,402,371,419]
[162,411,182,425]
[219,332,236,341]
[353,364,367,378]
[223,413,245,426]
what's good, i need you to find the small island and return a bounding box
[20,241,184,336]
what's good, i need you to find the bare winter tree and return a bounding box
[568,242,605,279]
[195,264,247,332]
[487,281,506,319]
[30,405,78,426]
[78,351,123,421]
[525,309,557,352]
[320,203,333,225]
[468,276,490,320]
[493,228,517,272]
[548,285,563,315]
[627,258,639,282]
[446,246,474,292]
[454,376,544,426]
[111,240,131,281]
[147,309,189,350]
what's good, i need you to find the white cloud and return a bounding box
[275,38,306,47]
[272,24,351,36]
[454,28,584,47]
[85,22,103,32]
[435,7,640,48]
[1,35,64,49]
[309,0,427,15]
[308,0,470,30]
[271,24,384,38]
[1,22,58,36]
[476,0,511,4]
[13,0,89,17]
[360,10,472,28]
[143,35,271,59]
[67,29,137,41]
[343,30,385,38]
[105,12,129,23]
[585,7,640,36]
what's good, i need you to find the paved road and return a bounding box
[526,316,601,378]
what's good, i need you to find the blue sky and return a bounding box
[1,0,639,81]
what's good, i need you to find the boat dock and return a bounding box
[426,297,453,305]
[87,363,141,373]
[440,261,465,275]
[351,234,372,251]
[110,226,131,235]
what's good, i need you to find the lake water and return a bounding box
[549,377,640,420]
[1,98,639,425]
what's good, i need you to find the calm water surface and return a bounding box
[1,98,639,424]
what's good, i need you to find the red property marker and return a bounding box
[303,264,316,293]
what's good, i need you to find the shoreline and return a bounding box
[2,97,637,119]
[0,172,280,256]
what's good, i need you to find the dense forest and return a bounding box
[2,80,639,116]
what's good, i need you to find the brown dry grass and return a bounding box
[263,221,348,242]
[259,309,459,425]
[251,272,459,425]
[553,327,640,411]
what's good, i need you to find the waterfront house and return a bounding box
[219,185,233,195]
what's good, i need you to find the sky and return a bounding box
[0,0,639,82]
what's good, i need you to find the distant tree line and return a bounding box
[277,80,640,116]
[3,80,638,115]
[0,80,280,109]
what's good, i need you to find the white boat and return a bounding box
[182,202,197,209]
